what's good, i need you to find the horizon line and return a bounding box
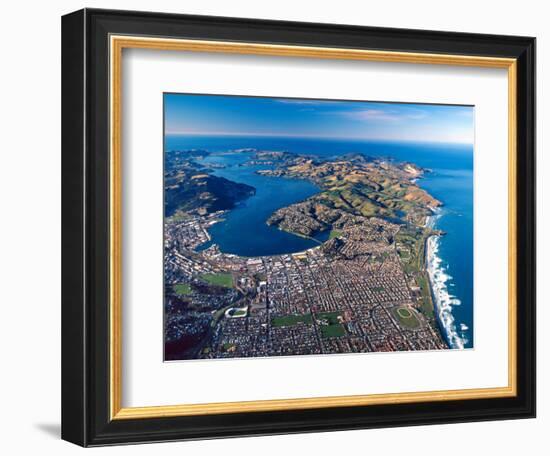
[164,131,474,145]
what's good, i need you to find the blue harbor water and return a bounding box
[165,135,474,349]
[196,152,329,256]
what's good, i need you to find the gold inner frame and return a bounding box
[109,35,518,420]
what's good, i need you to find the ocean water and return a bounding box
[165,135,474,349]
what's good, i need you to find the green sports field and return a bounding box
[320,324,346,338]
[271,314,313,327]
[200,272,233,288]
[173,283,192,296]
[391,306,421,329]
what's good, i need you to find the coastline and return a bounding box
[424,213,465,349]
[422,212,450,348]
[424,234,451,349]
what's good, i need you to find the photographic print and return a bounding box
[62,11,535,444]
[163,94,474,361]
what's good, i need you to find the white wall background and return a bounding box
[0,0,545,454]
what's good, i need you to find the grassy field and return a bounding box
[391,306,420,329]
[200,272,233,288]
[272,314,313,327]
[230,308,247,317]
[320,324,346,338]
[173,283,192,296]
[417,274,434,318]
[397,307,413,318]
[395,228,424,274]
[329,230,342,239]
[316,312,346,338]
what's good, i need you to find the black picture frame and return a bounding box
[62,8,536,447]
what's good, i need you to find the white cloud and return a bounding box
[344,108,427,122]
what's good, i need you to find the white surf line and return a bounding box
[426,228,466,349]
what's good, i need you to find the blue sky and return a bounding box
[164,94,474,144]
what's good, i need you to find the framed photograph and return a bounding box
[61,8,536,446]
